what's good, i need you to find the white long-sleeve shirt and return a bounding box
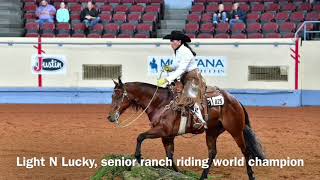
[166,45,198,83]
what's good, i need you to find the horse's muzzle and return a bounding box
[107,112,119,123]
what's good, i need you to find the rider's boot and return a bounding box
[192,103,207,129]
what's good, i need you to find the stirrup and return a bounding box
[193,122,207,129]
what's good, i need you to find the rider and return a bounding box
[157,30,207,129]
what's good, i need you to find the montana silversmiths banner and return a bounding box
[147,56,227,76]
[31,54,67,75]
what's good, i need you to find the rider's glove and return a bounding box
[157,78,168,87]
[164,65,174,72]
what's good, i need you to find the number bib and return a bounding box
[207,95,224,107]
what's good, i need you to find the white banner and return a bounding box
[31,54,67,75]
[147,56,227,76]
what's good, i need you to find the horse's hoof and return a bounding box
[132,160,141,167]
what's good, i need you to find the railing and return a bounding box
[295,21,320,41]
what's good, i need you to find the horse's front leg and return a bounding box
[134,125,167,163]
[162,137,179,172]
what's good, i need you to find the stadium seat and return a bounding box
[102,34,117,38]
[231,22,246,34]
[25,22,39,34]
[265,3,280,13]
[215,23,230,33]
[206,4,218,13]
[41,33,55,38]
[191,4,205,14]
[128,13,142,24]
[100,5,113,14]
[136,23,152,34]
[24,4,37,13]
[214,33,230,38]
[114,5,129,13]
[247,32,263,38]
[262,22,278,33]
[104,23,120,35]
[290,12,305,23]
[145,5,161,14]
[185,33,196,39]
[88,24,104,35]
[275,12,290,23]
[120,23,136,35]
[187,13,201,23]
[200,23,214,33]
[260,12,275,24]
[279,22,296,35]
[134,33,150,38]
[185,23,199,33]
[70,4,82,13]
[197,33,213,38]
[87,33,101,38]
[142,13,157,24]
[300,3,312,12]
[72,33,86,38]
[264,33,281,38]
[130,5,145,14]
[117,33,133,38]
[246,13,260,23]
[223,3,233,12]
[312,4,320,11]
[40,23,55,34]
[207,0,220,4]
[305,11,320,21]
[239,3,250,13]
[251,4,265,13]
[281,3,296,12]
[281,33,295,38]
[246,22,262,33]
[100,14,112,24]
[113,13,127,24]
[231,33,247,39]
[72,23,86,35]
[201,13,213,23]
[56,23,71,35]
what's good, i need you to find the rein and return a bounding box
[115,71,163,128]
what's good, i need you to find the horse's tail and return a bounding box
[240,102,266,160]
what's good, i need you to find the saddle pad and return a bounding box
[207,95,224,107]
[178,116,188,135]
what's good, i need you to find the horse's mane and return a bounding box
[125,82,173,112]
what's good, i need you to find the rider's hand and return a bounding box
[157,78,168,87]
[164,66,173,72]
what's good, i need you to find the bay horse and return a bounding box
[107,77,265,180]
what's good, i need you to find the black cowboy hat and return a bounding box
[163,30,191,43]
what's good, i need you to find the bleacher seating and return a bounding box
[22,0,163,38]
[20,0,320,38]
[186,0,320,39]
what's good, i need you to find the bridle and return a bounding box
[112,86,129,124]
[111,84,159,128]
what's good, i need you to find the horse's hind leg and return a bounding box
[200,122,224,180]
[231,132,255,180]
[162,137,179,172]
[134,125,166,163]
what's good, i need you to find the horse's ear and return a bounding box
[118,76,123,86]
[112,79,118,86]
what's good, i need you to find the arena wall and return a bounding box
[0,38,319,106]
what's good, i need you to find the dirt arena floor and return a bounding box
[0,105,319,180]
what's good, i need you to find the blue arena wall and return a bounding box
[0,88,319,107]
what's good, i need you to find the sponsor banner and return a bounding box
[147,56,227,76]
[31,54,67,75]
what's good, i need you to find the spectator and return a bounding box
[80,1,100,29]
[229,3,246,28]
[35,0,56,26]
[56,2,70,23]
[213,4,228,25]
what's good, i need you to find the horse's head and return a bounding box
[107,77,131,123]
